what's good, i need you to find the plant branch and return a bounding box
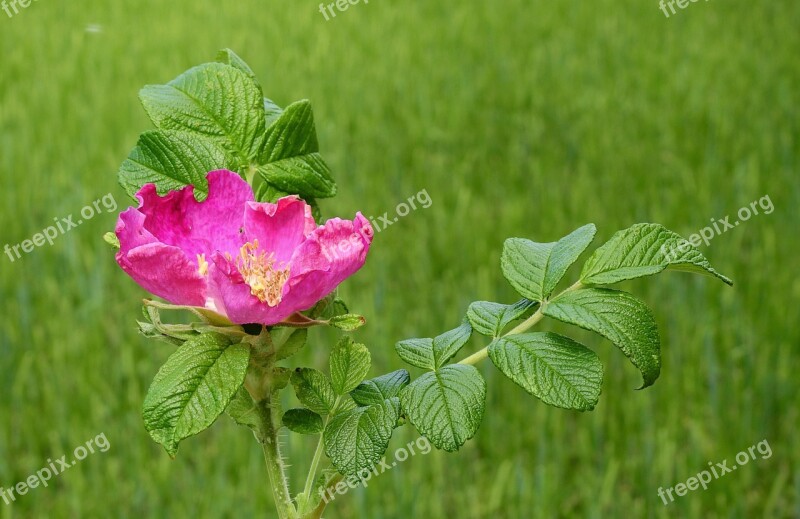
[457,281,584,366]
[302,398,339,504]
[304,474,345,519]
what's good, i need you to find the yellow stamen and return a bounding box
[197,254,209,276]
[235,240,290,307]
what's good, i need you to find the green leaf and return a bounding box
[330,337,372,395]
[399,365,486,452]
[142,333,250,456]
[467,299,537,337]
[351,370,410,406]
[307,294,349,320]
[282,408,324,435]
[332,396,358,415]
[226,387,261,432]
[118,130,236,201]
[103,232,120,250]
[489,332,603,410]
[291,368,337,415]
[580,223,733,286]
[213,52,284,127]
[543,288,661,388]
[215,48,257,82]
[272,367,292,393]
[395,338,435,370]
[329,314,367,332]
[254,181,292,203]
[323,399,399,476]
[501,224,597,302]
[432,321,473,369]
[256,100,336,198]
[139,62,267,163]
[395,322,473,371]
[263,98,284,127]
[275,328,308,361]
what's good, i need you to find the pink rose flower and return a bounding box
[115,170,373,325]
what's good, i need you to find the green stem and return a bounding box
[245,328,296,519]
[302,426,326,500]
[303,435,325,498]
[255,399,296,519]
[457,281,584,366]
[304,474,344,519]
[301,397,340,507]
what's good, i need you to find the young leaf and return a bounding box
[467,299,537,337]
[330,337,372,395]
[142,333,250,456]
[432,321,473,368]
[282,408,324,435]
[323,399,399,476]
[291,368,338,415]
[501,224,597,302]
[543,288,661,388]
[580,223,733,286]
[256,100,336,199]
[275,328,308,361]
[395,338,435,370]
[118,130,236,201]
[272,367,292,393]
[307,294,349,320]
[489,332,603,411]
[139,62,267,163]
[329,314,367,332]
[399,365,486,452]
[351,370,411,406]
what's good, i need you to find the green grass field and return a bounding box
[1,0,798,517]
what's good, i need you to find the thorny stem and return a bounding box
[244,329,297,519]
[256,399,296,519]
[457,281,584,366]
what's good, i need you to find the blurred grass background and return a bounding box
[1,0,798,517]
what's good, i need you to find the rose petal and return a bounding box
[206,252,295,325]
[279,213,373,312]
[135,169,252,258]
[116,222,207,306]
[243,196,317,263]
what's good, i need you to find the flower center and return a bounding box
[235,240,290,307]
[197,254,209,276]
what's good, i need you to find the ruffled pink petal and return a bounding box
[243,196,317,263]
[115,208,207,306]
[278,213,373,312]
[206,213,372,325]
[206,252,296,325]
[135,170,252,258]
